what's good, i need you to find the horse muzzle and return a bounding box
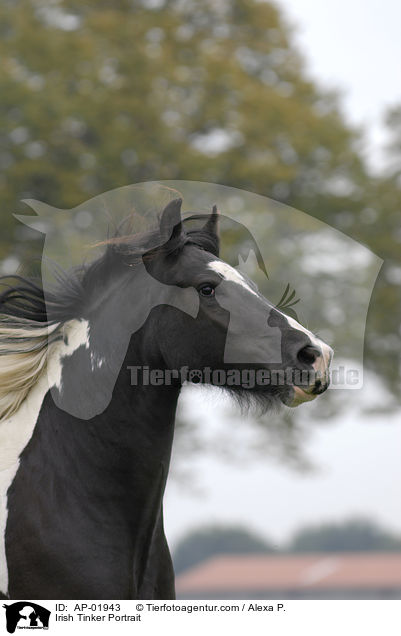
[283,341,333,408]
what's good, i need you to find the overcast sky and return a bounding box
[280,0,401,170]
[164,0,401,549]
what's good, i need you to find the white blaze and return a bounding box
[208,261,259,296]
[208,259,333,376]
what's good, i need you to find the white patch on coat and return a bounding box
[0,319,90,596]
[53,319,90,390]
[90,351,105,372]
[208,260,259,296]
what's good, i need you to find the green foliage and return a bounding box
[0,0,364,238]
[173,524,274,573]
[288,518,401,553]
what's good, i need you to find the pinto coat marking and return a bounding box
[0,320,89,595]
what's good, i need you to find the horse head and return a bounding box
[48,196,332,418]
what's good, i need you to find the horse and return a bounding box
[0,197,332,599]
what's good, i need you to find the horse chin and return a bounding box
[281,386,318,408]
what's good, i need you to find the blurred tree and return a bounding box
[0,0,365,247]
[172,524,274,573]
[359,110,401,403]
[288,518,401,553]
[173,518,401,574]
[384,106,401,168]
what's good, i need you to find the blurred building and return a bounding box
[176,553,401,599]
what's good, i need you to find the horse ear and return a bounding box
[160,197,183,242]
[202,204,220,238]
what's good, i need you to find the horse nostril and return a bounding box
[298,345,320,366]
[312,379,322,394]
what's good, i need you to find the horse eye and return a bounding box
[199,284,215,297]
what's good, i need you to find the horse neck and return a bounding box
[43,328,181,518]
[97,360,181,478]
[6,335,180,598]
